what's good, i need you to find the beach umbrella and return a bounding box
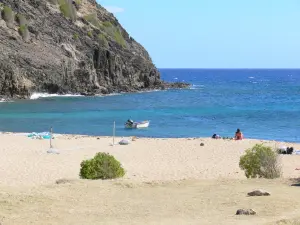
[47,127,60,154]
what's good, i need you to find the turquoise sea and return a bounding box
[0,69,299,142]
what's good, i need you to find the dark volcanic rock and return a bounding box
[247,190,270,196]
[0,0,188,99]
[236,209,256,215]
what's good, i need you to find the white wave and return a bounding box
[0,98,13,103]
[95,93,122,97]
[105,93,122,96]
[248,76,255,79]
[189,84,204,90]
[174,77,178,80]
[30,93,83,100]
[136,89,165,94]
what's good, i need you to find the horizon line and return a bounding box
[158,68,300,70]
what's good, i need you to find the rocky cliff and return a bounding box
[0,0,187,99]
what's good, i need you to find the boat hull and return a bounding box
[125,121,150,129]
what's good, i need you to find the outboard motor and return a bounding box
[287,147,294,155]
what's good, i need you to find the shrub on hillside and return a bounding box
[47,0,58,5]
[113,29,126,47]
[84,13,100,27]
[73,33,79,40]
[103,21,113,28]
[239,144,281,179]
[79,152,125,180]
[19,25,30,41]
[16,14,27,26]
[2,6,14,28]
[98,33,108,48]
[59,0,76,21]
[101,21,126,48]
[87,30,93,38]
[74,0,81,5]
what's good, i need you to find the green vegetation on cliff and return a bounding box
[2,6,14,27]
[59,0,76,21]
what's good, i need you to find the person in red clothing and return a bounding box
[235,128,243,140]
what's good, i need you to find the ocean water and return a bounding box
[0,69,300,142]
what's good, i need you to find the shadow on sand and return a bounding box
[290,178,300,187]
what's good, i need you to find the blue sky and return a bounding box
[98,0,300,68]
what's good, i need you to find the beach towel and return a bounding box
[28,132,52,139]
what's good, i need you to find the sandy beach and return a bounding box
[0,133,300,224]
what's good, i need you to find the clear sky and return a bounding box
[98,0,300,68]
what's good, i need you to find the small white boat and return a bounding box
[125,120,150,129]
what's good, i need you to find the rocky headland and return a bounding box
[0,0,189,99]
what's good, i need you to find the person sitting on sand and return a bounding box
[234,129,243,140]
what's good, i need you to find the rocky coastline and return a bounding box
[0,0,189,100]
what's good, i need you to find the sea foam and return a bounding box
[189,84,204,90]
[30,93,83,100]
[0,98,13,103]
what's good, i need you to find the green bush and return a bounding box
[2,6,14,27]
[16,14,27,26]
[80,152,125,180]
[101,22,126,48]
[103,21,113,28]
[73,33,79,40]
[239,144,281,179]
[113,29,126,47]
[98,34,108,48]
[74,0,81,5]
[47,0,58,4]
[16,14,29,41]
[84,13,100,27]
[19,25,30,41]
[59,0,76,21]
[87,30,93,38]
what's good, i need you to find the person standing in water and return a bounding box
[235,129,243,140]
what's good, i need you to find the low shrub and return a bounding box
[59,0,76,21]
[47,0,58,4]
[2,6,14,27]
[87,30,93,38]
[80,152,125,180]
[239,144,281,179]
[98,33,108,48]
[101,21,126,48]
[73,33,79,40]
[74,0,81,5]
[19,24,30,41]
[103,21,113,28]
[113,29,126,47]
[16,14,27,26]
[84,13,100,27]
